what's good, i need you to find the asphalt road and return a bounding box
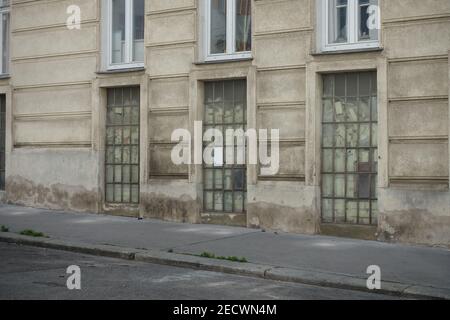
[0,242,403,300]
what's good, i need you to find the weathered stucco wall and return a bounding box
[3,0,450,246]
[378,0,450,246]
[7,0,99,212]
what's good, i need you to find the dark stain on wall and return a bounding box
[141,192,201,224]
[6,175,99,213]
[247,201,319,234]
[378,210,450,247]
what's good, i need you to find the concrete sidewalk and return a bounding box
[1,204,449,299]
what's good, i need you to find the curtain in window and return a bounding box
[235,0,251,52]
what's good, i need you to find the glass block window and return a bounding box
[203,80,247,213]
[0,94,5,190]
[105,87,140,204]
[321,72,378,225]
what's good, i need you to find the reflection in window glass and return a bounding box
[328,0,348,44]
[111,0,126,64]
[210,0,227,54]
[359,0,379,41]
[133,0,145,62]
[235,0,251,52]
[1,11,9,74]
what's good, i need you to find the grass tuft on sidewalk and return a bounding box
[200,251,248,263]
[19,229,47,238]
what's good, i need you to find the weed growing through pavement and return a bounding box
[19,229,48,238]
[200,251,248,263]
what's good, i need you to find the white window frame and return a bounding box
[0,2,10,75]
[103,0,144,70]
[203,0,252,62]
[319,0,380,52]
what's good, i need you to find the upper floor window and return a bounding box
[103,0,144,70]
[0,0,10,75]
[319,0,380,52]
[204,0,252,62]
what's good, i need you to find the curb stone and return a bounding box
[1,233,449,300]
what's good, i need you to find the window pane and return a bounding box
[224,192,233,212]
[133,0,145,62]
[359,0,379,41]
[214,192,223,211]
[322,199,333,223]
[322,149,333,173]
[322,174,333,197]
[234,192,244,212]
[335,174,345,197]
[328,0,348,44]
[323,99,333,122]
[335,149,345,172]
[235,0,251,52]
[359,201,370,224]
[346,201,358,223]
[210,0,227,54]
[322,124,334,147]
[335,199,345,223]
[205,191,214,210]
[335,124,345,147]
[111,0,126,64]
[1,12,9,74]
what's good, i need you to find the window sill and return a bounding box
[311,47,384,56]
[96,67,145,75]
[0,74,11,79]
[194,57,253,66]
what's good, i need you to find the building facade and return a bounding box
[0,0,449,247]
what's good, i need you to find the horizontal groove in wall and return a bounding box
[149,174,189,180]
[258,104,305,111]
[389,136,448,143]
[258,175,306,182]
[388,96,448,103]
[388,55,448,63]
[14,111,92,122]
[12,20,100,34]
[149,141,178,146]
[146,6,197,16]
[383,13,450,26]
[149,74,190,80]
[149,107,189,115]
[14,81,93,91]
[258,138,306,146]
[389,177,449,185]
[254,27,313,37]
[12,50,99,62]
[146,40,196,48]
[257,65,306,72]
[14,142,92,149]
[257,101,306,108]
